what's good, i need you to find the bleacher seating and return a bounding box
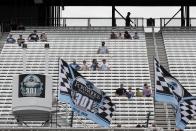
[0,27,154,128]
[162,28,196,130]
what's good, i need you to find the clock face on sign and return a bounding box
[19,74,45,98]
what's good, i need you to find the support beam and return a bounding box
[112,5,116,27]
[181,6,185,27]
[186,6,190,27]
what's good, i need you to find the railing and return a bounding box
[2,17,196,32]
[48,17,144,27]
[160,18,196,27]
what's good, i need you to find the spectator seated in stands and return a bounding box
[133,32,139,39]
[99,59,110,71]
[136,88,143,97]
[69,59,80,71]
[40,32,48,42]
[143,83,151,97]
[90,59,99,71]
[126,86,134,99]
[118,32,123,39]
[28,30,39,42]
[6,34,16,44]
[136,124,141,128]
[115,83,127,96]
[80,60,89,71]
[124,31,132,39]
[17,34,25,46]
[97,41,109,54]
[110,32,117,39]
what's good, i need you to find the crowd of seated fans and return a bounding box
[69,58,111,71]
[110,31,139,40]
[115,83,152,99]
[6,30,48,44]
[7,28,148,100]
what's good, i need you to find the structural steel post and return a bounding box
[112,5,116,27]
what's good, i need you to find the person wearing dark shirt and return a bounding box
[28,30,39,42]
[124,31,132,39]
[17,35,25,46]
[125,12,131,27]
[110,32,117,39]
[90,59,99,71]
[115,83,127,96]
[6,34,16,44]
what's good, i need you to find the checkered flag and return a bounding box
[58,58,115,127]
[154,58,196,130]
[176,97,196,129]
[59,58,73,95]
[154,58,179,107]
[97,96,115,123]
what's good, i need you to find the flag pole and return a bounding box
[22,44,27,74]
[56,57,60,128]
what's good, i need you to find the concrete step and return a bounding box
[145,32,175,129]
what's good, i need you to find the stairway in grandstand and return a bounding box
[161,27,196,130]
[145,32,176,130]
[0,27,154,128]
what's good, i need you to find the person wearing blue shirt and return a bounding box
[69,59,81,71]
[6,34,16,44]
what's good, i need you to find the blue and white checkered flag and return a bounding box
[58,58,115,127]
[154,58,196,130]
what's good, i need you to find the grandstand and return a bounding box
[0,26,154,129]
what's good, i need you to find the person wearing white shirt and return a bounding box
[99,59,110,71]
[80,60,89,71]
[97,42,109,54]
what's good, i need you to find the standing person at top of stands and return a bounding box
[133,32,139,39]
[115,83,127,96]
[124,31,132,39]
[40,32,47,42]
[80,60,89,71]
[110,32,117,39]
[69,59,81,71]
[125,12,131,27]
[17,34,25,46]
[99,59,110,71]
[6,34,16,44]
[97,42,109,54]
[28,30,39,42]
[90,59,99,71]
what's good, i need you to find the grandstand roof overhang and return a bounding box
[0,0,195,6]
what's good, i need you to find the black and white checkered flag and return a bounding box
[154,58,196,130]
[176,97,196,129]
[58,58,115,127]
